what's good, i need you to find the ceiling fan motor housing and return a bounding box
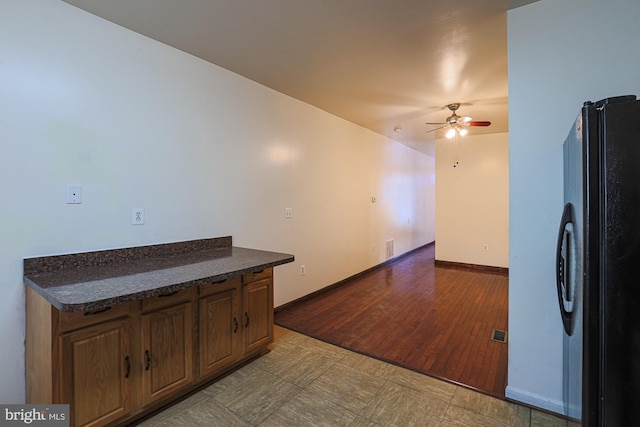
[445,103,462,124]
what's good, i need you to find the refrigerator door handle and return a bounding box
[562,223,576,306]
[556,203,576,335]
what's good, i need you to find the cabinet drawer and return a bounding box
[141,288,195,313]
[59,302,133,333]
[199,276,241,297]
[243,267,272,284]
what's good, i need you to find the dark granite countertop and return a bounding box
[24,237,294,312]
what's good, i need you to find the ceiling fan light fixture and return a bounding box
[445,128,456,139]
[458,127,468,137]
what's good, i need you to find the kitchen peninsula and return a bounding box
[24,236,294,427]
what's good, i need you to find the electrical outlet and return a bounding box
[483,243,489,251]
[132,208,145,225]
[285,208,293,218]
[300,264,305,275]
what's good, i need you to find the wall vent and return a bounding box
[385,239,394,259]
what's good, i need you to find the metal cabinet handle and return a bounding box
[244,312,250,328]
[124,356,131,378]
[233,317,239,333]
[145,350,151,371]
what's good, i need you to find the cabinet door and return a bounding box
[141,302,193,406]
[198,288,241,377]
[242,278,273,355]
[59,318,131,427]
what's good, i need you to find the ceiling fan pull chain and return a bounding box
[453,134,460,167]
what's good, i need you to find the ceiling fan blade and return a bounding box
[425,122,448,125]
[467,121,491,127]
[425,124,450,133]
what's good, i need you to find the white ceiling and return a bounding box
[62,0,537,155]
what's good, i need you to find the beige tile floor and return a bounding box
[138,326,578,427]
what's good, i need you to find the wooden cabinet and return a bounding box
[197,270,274,378]
[59,318,132,427]
[26,287,196,427]
[242,270,274,355]
[26,268,274,427]
[198,277,241,376]
[141,300,193,406]
[25,291,137,427]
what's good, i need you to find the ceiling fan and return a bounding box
[426,103,491,139]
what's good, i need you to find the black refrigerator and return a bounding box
[557,95,640,425]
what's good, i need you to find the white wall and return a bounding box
[507,0,640,414]
[0,0,435,403]
[435,132,509,268]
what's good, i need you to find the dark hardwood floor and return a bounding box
[274,243,509,398]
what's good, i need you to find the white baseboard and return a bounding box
[505,386,566,416]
